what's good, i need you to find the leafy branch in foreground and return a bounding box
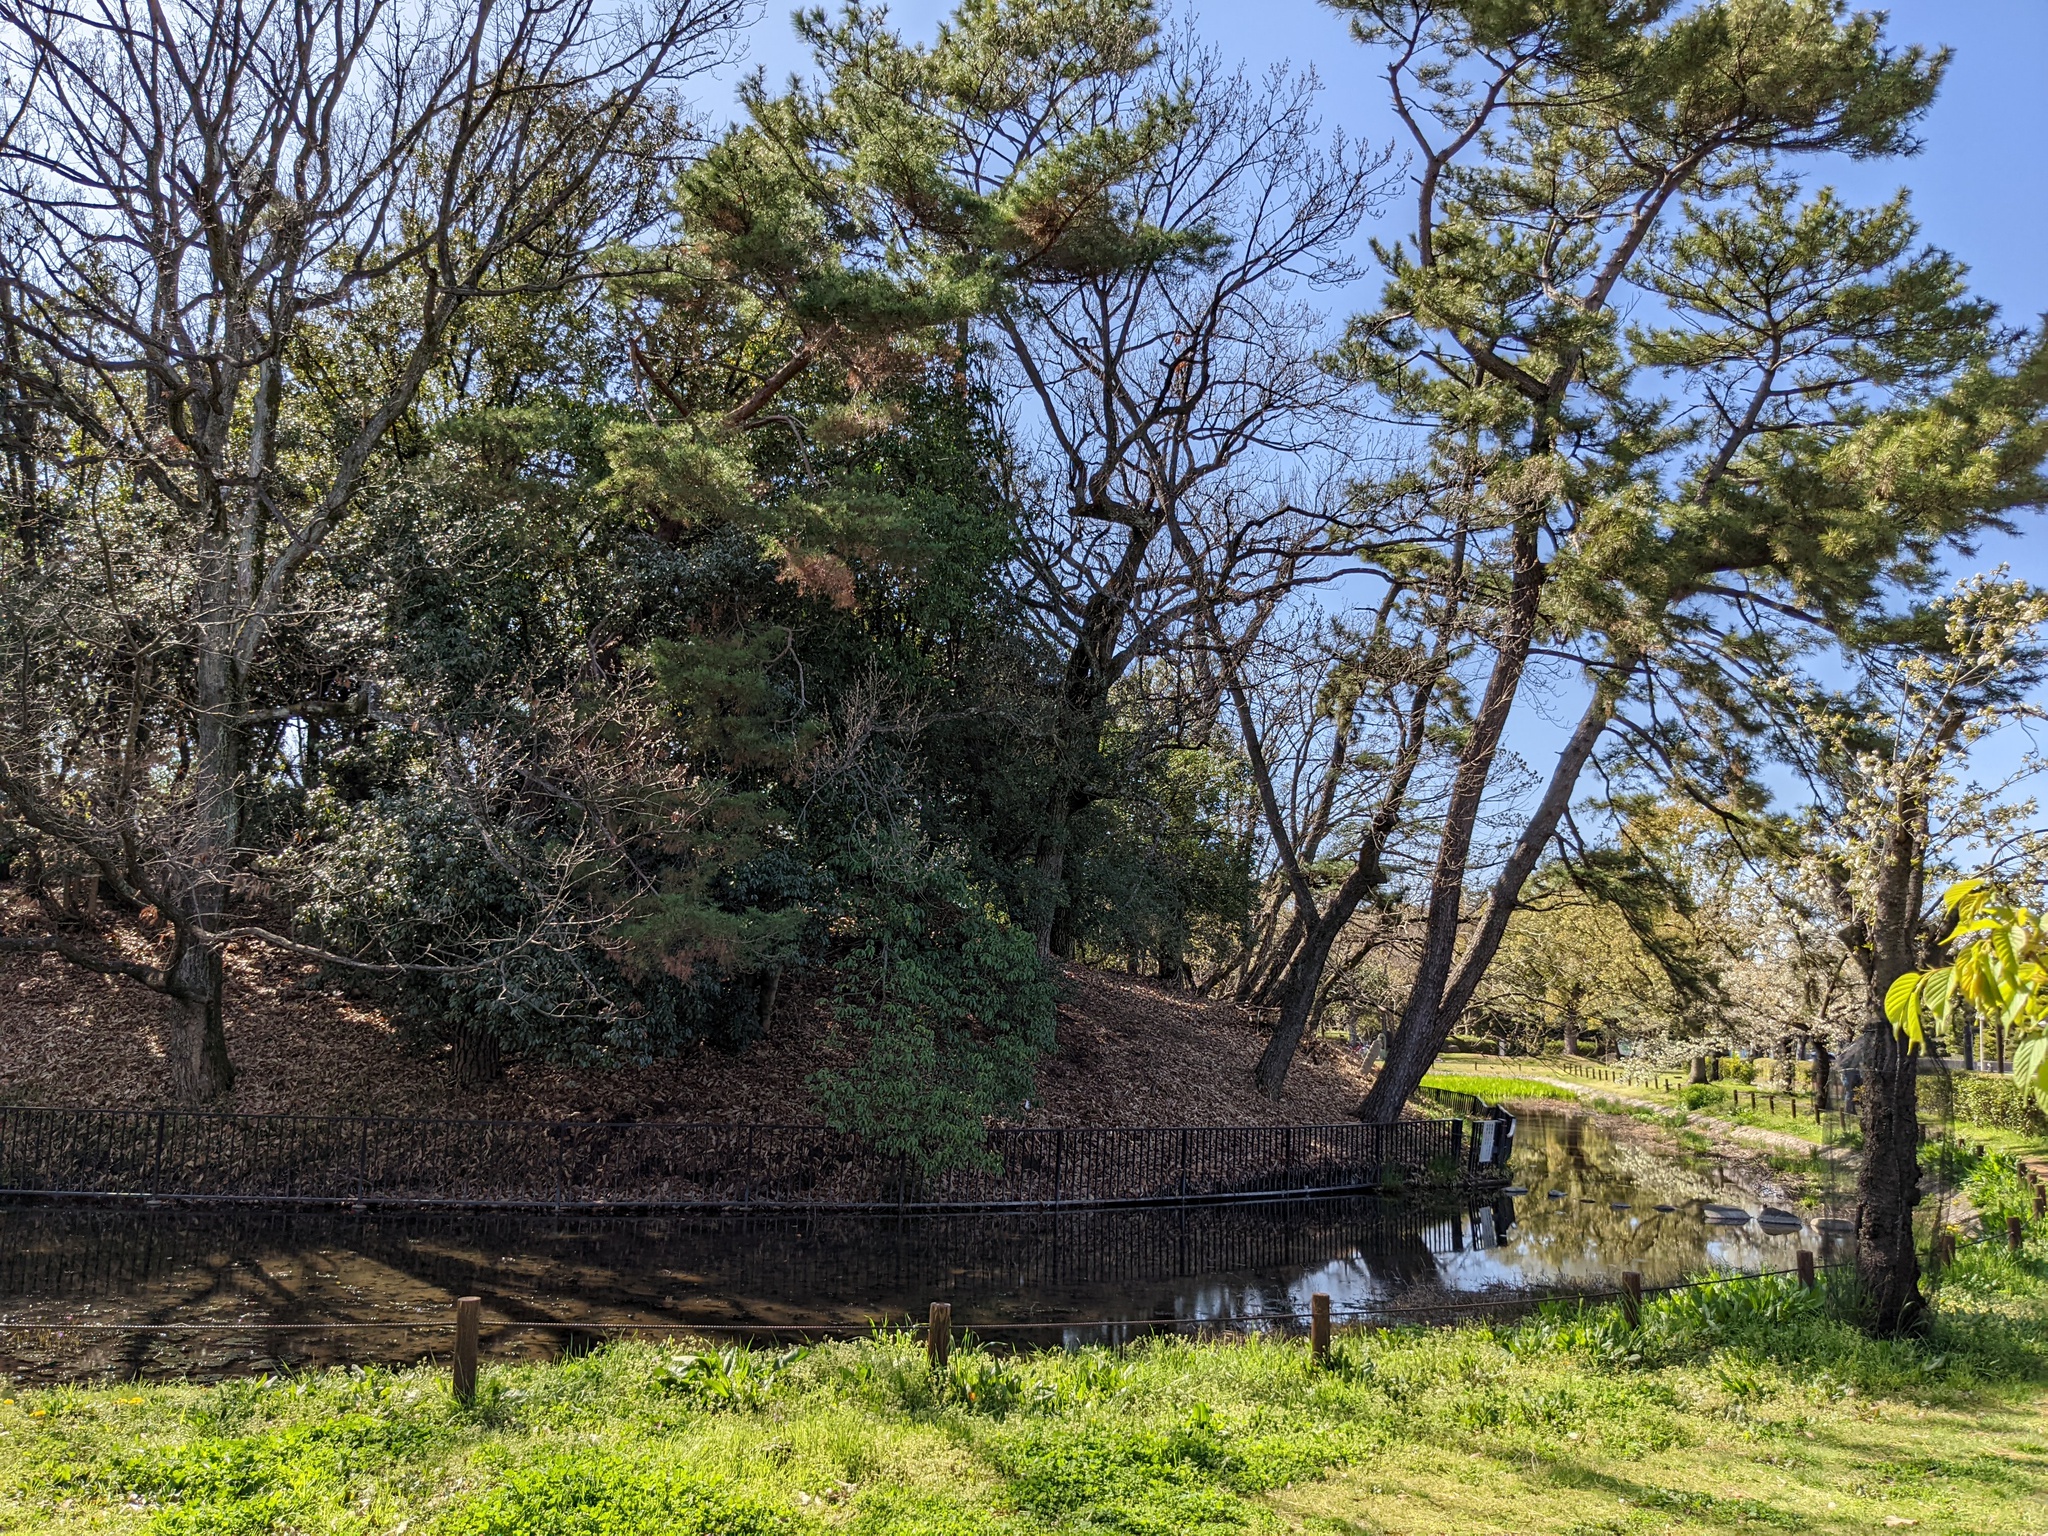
[1889,878,2048,1111]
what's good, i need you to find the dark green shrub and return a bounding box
[1925,1071,2048,1133]
[810,828,1055,1174]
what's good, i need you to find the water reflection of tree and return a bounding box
[2,1195,1487,1373]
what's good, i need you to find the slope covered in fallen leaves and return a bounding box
[0,926,1375,1125]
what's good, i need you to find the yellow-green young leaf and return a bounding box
[2007,983,2042,1028]
[1991,929,2020,986]
[1944,878,1990,919]
[1884,972,1923,1029]
[2014,1035,2048,1114]
[1957,951,1997,1010]
[1922,967,1953,1033]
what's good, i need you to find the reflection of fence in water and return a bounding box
[0,1107,1490,1210]
[0,1195,1497,1311]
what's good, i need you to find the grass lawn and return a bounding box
[1418,1071,1576,1103]
[5,1238,2048,1533]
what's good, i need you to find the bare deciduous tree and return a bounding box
[0,0,742,1097]
[986,49,1392,953]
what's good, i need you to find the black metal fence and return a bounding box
[0,1106,1508,1212]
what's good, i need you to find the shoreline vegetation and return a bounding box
[3,1229,2044,1534]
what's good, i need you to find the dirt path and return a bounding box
[1480,1067,1840,1158]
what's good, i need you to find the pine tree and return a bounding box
[1326,0,2048,1125]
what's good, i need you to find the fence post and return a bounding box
[1619,1271,1642,1329]
[1179,1127,1189,1202]
[150,1110,167,1196]
[452,1296,481,1404]
[1931,1232,1955,1271]
[2010,1216,2026,1256]
[1310,1292,1331,1364]
[2035,1186,2045,1221]
[926,1301,952,1371]
[1795,1250,1816,1290]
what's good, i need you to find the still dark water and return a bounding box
[0,1111,1852,1381]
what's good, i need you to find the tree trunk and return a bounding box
[1357,640,1629,1123]
[1356,528,1542,1118]
[1030,526,1158,956]
[162,614,241,1104]
[453,1025,504,1089]
[1853,1015,1926,1333]
[166,941,234,1102]
[1561,1014,1579,1057]
[1252,851,1393,1096]
[1253,912,1347,1098]
[1812,1039,1832,1112]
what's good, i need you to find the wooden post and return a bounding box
[453,1296,481,1404]
[2010,1217,2026,1256]
[1619,1271,1642,1329]
[1932,1231,1955,1271]
[1310,1293,1331,1365]
[1795,1250,1816,1290]
[927,1301,952,1371]
[2034,1186,2045,1220]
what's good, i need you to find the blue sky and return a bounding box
[712,2,2048,819]
[722,0,2047,320]
[719,0,2048,587]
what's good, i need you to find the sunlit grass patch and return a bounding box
[1420,1071,1577,1102]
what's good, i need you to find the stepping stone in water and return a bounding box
[1548,1190,1567,1199]
[1502,1186,1529,1196]
[1703,1204,1752,1224]
[1816,1217,1855,1234]
[1757,1207,1802,1231]
[1654,1204,1677,1213]
[1610,1202,1631,1211]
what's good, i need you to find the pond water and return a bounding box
[0,1110,1854,1381]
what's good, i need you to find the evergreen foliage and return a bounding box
[0,0,2044,1205]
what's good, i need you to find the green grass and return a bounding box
[7,1243,2048,1534]
[1419,1070,1576,1102]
